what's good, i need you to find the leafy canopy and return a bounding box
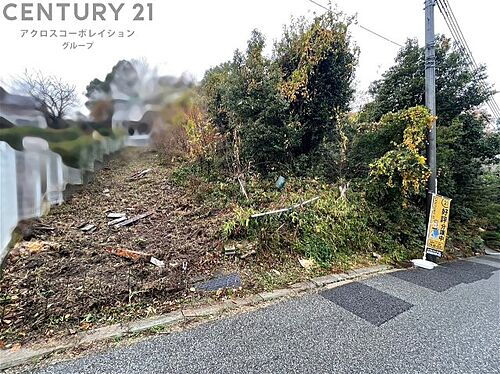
[200,10,359,172]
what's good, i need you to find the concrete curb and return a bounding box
[0,264,393,371]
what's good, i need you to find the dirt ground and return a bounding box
[1,148,309,347]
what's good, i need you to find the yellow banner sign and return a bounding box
[425,194,452,254]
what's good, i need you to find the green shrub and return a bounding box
[79,121,118,139]
[293,191,374,266]
[221,179,425,268]
[482,231,500,250]
[0,125,124,168]
[0,126,82,151]
[200,9,358,174]
[49,136,100,169]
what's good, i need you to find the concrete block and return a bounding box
[182,304,226,318]
[311,274,346,287]
[127,311,184,333]
[258,288,296,301]
[289,281,317,292]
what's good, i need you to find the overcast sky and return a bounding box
[0,0,498,116]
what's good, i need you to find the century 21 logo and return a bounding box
[132,2,153,21]
[1,3,154,22]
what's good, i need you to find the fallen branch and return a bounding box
[237,176,249,200]
[80,224,96,232]
[250,197,320,219]
[241,249,257,259]
[128,169,151,181]
[224,244,237,256]
[34,224,55,231]
[339,182,350,200]
[104,247,150,261]
[107,212,126,219]
[104,247,165,267]
[108,216,128,226]
[115,211,154,227]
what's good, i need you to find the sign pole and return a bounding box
[414,193,439,270]
[414,193,452,269]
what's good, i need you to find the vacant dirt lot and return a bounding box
[1,147,361,348]
[0,148,246,346]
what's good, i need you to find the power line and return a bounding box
[308,0,500,123]
[356,24,403,48]
[438,0,500,118]
[436,0,500,121]
[306,0,403,47]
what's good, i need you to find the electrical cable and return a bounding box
[306,0,403,47]
[437,0,500,121]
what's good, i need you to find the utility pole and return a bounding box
[425,0,437,261]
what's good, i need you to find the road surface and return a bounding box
[33,255,500,374]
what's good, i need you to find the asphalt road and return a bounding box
[33,255,500,374]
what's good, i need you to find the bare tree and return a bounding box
[15,71,79,128]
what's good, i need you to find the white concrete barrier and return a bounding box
[0,142,18,262]
[16,142,44,220]
[0,133,126,264]
[126,134,151,147]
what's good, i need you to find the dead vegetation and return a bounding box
[0,148,358,347]
[0,148,234,346]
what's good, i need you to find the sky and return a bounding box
[0,0,499,116]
